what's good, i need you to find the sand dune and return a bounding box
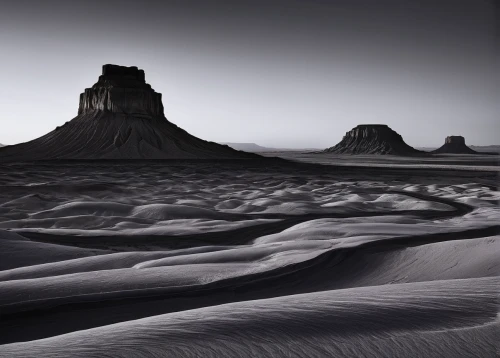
[0,230,104,270]
[0,161,498,356]
[1,278,497,358]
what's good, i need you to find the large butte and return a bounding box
[0,64,257,160]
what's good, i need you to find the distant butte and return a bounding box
[431,136,478,154]
[323,124,423,155]
[0,65,257,160]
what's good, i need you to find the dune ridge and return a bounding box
[0,161,498,356]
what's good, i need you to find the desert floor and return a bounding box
[0,156,498,357]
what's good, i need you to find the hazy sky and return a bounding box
[0,0,498,148]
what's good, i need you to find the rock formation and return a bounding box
[77,65,164,117]
[431,136,478,154]
[0,65,257,160]
[323,124,423,155]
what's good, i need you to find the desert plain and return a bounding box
[0,154,498,357]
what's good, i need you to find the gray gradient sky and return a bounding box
[0,0,498,148]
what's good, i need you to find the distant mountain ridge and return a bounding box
[221,143,319,152]
[469,145,500,153]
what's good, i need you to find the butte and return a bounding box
[0,65,257,160]
[323,124,423,155]
[431,136,478,154]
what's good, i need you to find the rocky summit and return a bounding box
[323,124,423,155]
[77,65,164,117]
[431,136,478,154]
[0,65,257,160]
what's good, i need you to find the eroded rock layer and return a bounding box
[0,65,256,160]
[324,125,423,155]
[77,65,164,117]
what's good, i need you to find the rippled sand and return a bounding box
[0,160,498,357]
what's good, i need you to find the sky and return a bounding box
[0,0,498,148]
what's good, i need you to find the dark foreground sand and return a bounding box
[0,158,498,357]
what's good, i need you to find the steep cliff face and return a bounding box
[77,65,164,116]
[324,125,423,155]
[431,136,478,154]
[0,65,257,161]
